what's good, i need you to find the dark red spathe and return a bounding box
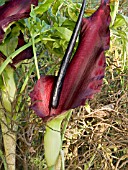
[0,0,38,43]
[30,0,111,119]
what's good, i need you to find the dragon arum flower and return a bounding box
[30,0,111,120]
[29,0,111,169]
[0,0,38,43]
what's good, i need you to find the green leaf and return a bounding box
[68,5,78,22]
[0,25,21,56]
[41,20,51,33]
[55,27,72,41]
[30,5,37,22]
[0,75,4,89]
[53,41,60,49]
[113,14,128,28]
[0,36,18,56]
[0,0,6,6]
[52,0,63,15]
[35,0,53,14]
[58,16,66,26]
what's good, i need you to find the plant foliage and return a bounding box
[0,0,127,169]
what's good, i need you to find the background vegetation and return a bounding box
[0,0,128,169]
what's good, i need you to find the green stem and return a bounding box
[60,150,65,170]
[31,35,40,79]
[0,42,32,75]
[15,66,35,113]
[20,66,35,93]
[0,37,55,75]
[110,0,119,26]
[61,110,72,141]
[0,150,8,170]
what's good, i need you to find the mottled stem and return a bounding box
[0,66,17,170]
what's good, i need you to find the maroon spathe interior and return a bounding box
[30,0,111,120]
